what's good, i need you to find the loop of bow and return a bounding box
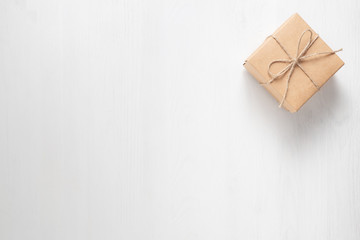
[263,29,342,108]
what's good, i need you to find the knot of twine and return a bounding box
[263,29,342,108]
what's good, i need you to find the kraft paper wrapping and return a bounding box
[244,13,344,112]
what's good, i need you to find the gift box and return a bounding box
[244,13,344,112]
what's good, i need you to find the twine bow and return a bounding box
[263,29,342,108]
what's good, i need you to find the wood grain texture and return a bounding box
[0,0,359,239]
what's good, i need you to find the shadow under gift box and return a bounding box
[243,13,344,113]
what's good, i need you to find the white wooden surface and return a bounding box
[0,0,359,239]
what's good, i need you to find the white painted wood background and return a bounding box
[0,0,359,239]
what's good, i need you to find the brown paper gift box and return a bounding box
[244,13,344,113]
